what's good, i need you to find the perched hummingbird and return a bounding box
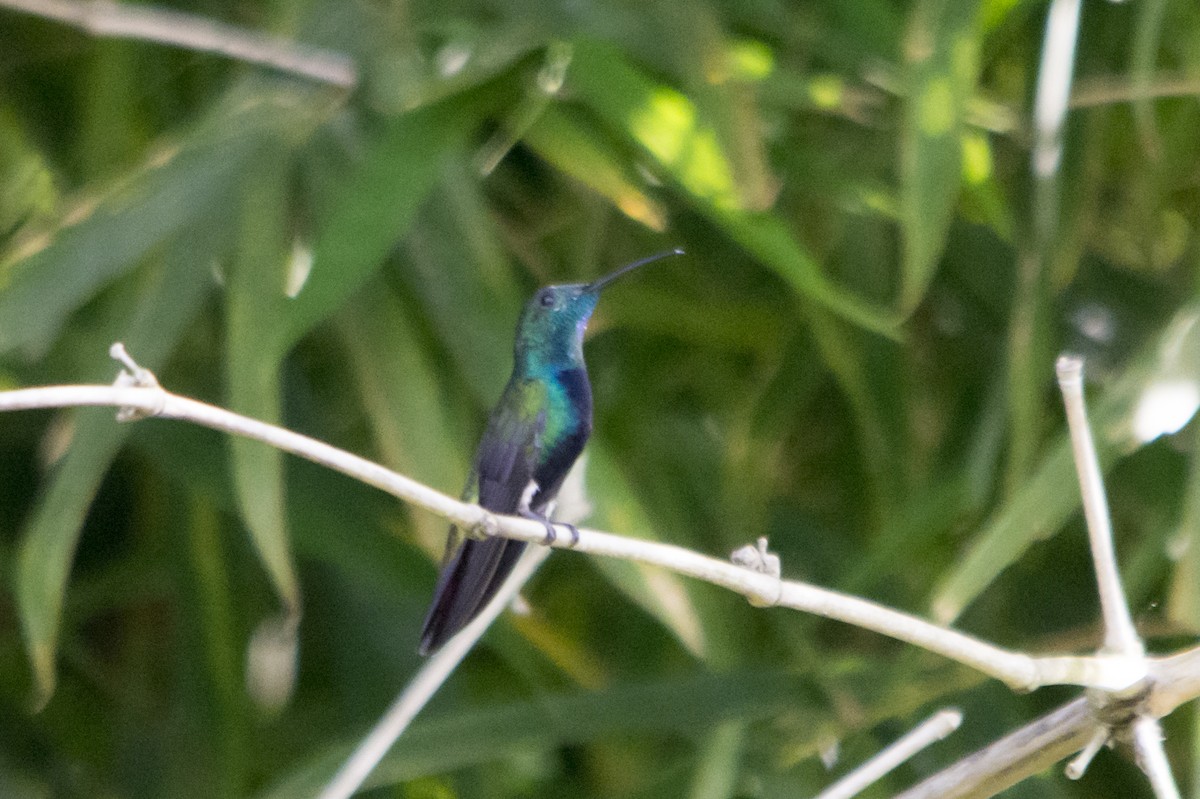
[418,248,684,656]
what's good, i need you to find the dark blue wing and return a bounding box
[418,379,545,655]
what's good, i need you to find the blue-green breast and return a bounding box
[531,365,592,504]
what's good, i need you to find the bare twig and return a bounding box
[1131,717,1181,799]
[895,698,1095,799]
[1058,353,1165,793]
[815,709,962,799]
[0,0,357,87]
[898,661,1194,799]
[7,349,1200,799]
[318,546,551,799]
[1146,646,1200,717]
[1064,726,1107,779]
[895,354,1193,798]
[1057,355,1143,658]
[1032,0,1082,179]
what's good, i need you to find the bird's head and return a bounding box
[513,249,683,374]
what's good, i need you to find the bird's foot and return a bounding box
[519,509,578,547]
[554,522,580,548]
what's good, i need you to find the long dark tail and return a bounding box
[418,534,527,656]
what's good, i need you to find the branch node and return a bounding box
[109,342,163,420]
[732,536,782,607]
[1090,677,1153,727]
[1062,677,1156,782]
[470,510,501,541]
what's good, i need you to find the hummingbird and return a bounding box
[418,248,684,656]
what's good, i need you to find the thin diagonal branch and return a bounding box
[318,457,592,799]
[815,709,962,799]
[0,0,357,87]
[894,698,1095,799]
[318,547,551,799]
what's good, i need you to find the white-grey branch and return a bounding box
[3,354,1200,799]
[0,368,1179,696]
[0,0,357,87]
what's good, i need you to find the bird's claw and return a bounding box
[520,510,578,547]
[554,522,580,548]
[537,519,580,547]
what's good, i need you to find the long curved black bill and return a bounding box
[586,247,685,293]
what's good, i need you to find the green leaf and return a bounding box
[524,106,667,231]
[0,88,300,359]
[899,0,984,313]
[1167,417,1200,630]
[808,310,909,524]
[225,153,300,616]
[0,104,58,241]
[76,40,146,181]
[257,669,811,799]
[334,280,470,552]
[586,445,709,660]
[397,168,526,401]
[688,720,746,799]
[1131,0,1169,158]
[179,493,248,794]
[279,92,490,353]
[15,231,214,705]
[565,38,900,338]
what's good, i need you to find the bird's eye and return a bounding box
[539,291,556,308]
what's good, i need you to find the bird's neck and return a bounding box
[515,327,586,378]
[515,351,584,382]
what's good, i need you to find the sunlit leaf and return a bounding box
[899,0,984,313]
[525,107,668,231]
[566,39,900,338]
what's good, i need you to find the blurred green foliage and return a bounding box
[0,0,1198,797]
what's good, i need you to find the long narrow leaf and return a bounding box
[15,230,214,703]
[899,0,984,312]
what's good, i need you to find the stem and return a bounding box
[1056,356,1143,657]
[0,0,357,87]
[318,547,550,799]
[894,699,1094,799]
[1132,718,1181,799]
[815,709,962,799]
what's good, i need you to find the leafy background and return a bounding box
[1,0,1199,797]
